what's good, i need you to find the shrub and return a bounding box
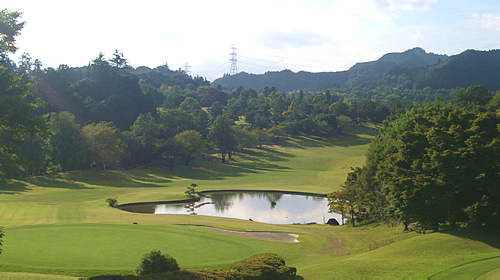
[106,198,118,207]
[135,249,180,275]
[226,253,296,279]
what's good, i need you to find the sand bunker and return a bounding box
[198,226,299,243]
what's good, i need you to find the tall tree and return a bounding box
[124,112,160,164]
[174,130,206,165]
[82,122,126,170]
[49,111,89,171]
[208,115,237,163]
[0,9,24,56]
[0,9,48,179]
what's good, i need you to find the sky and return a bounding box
[3,0,500,81]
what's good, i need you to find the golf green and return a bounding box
[1,223,277,275]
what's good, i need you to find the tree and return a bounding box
[49,111,89,171]
[195,86,228,107]
[155,138,182,170]
[0,9,24,55]
[109,49,131,69]
[0,10,48,178]
[328,168,370,227]
[453,85,492,107]
[174,130,206,165]
[135,250,179,275]
[208,115,237,163]
[73,52,155,130]
[125,113,159,164]
[365,102,500,230]
[0,226,3,254]
[81,122,126,170]
[233,126,258,152]
[253,129,272,149]
[185,183,198,198]
[157,108,197,138]
[106,198,118,207]
[21,133,50,177]
[328,191,346,225]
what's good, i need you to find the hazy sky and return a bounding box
[4,0,500,80]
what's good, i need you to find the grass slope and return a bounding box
[1,124,499,279]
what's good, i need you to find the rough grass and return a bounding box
[1,124,499,279]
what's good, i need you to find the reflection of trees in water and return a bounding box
[265,193,283,209]
[209,193,235,213]
[309,195,325,202]
[208,191,285,211]
[119,204,155,213]
[185,202,196,215]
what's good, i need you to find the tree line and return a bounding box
[1,9,399,179]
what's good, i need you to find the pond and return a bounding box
[119,191,343,225]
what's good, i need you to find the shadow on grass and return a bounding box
[168,154,291,181]
[240,147,295,162]
[1,125,376,193]
[279,125,379,149]
[443,228,500,250]
[0,180,32,195]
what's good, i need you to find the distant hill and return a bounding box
[214,70,348,92]
[213,48,500,92]
[415,49,500,90]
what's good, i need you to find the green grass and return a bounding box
[1,223,283,276]
[430,256,500,279]
[1,124,499,279]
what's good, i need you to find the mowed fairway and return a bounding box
[1,124,499,279]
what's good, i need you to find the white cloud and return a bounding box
[256,30,330,49]
[480,14,500,31]
[412,31,424,42]
[371,0,437,11]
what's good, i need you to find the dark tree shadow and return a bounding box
[0,180,31,195]
[442,228,500,250]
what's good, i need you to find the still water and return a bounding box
[120,191,342,225]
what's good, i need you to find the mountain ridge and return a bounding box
[213,48,500,92]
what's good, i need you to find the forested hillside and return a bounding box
[214,48,500,94]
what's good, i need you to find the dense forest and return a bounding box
[1,8,499,233]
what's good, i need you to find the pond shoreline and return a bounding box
[117,189,327,208]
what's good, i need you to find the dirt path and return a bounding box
[198,226,299,243]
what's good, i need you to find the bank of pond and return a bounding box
[118,190,343,225]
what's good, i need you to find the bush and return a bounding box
[89,253,295,279]
[226,253,296,279]
[135,250,180,275]
[171,253,296,279]
[106,198,118,207]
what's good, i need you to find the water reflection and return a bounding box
[120,191,342,225]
